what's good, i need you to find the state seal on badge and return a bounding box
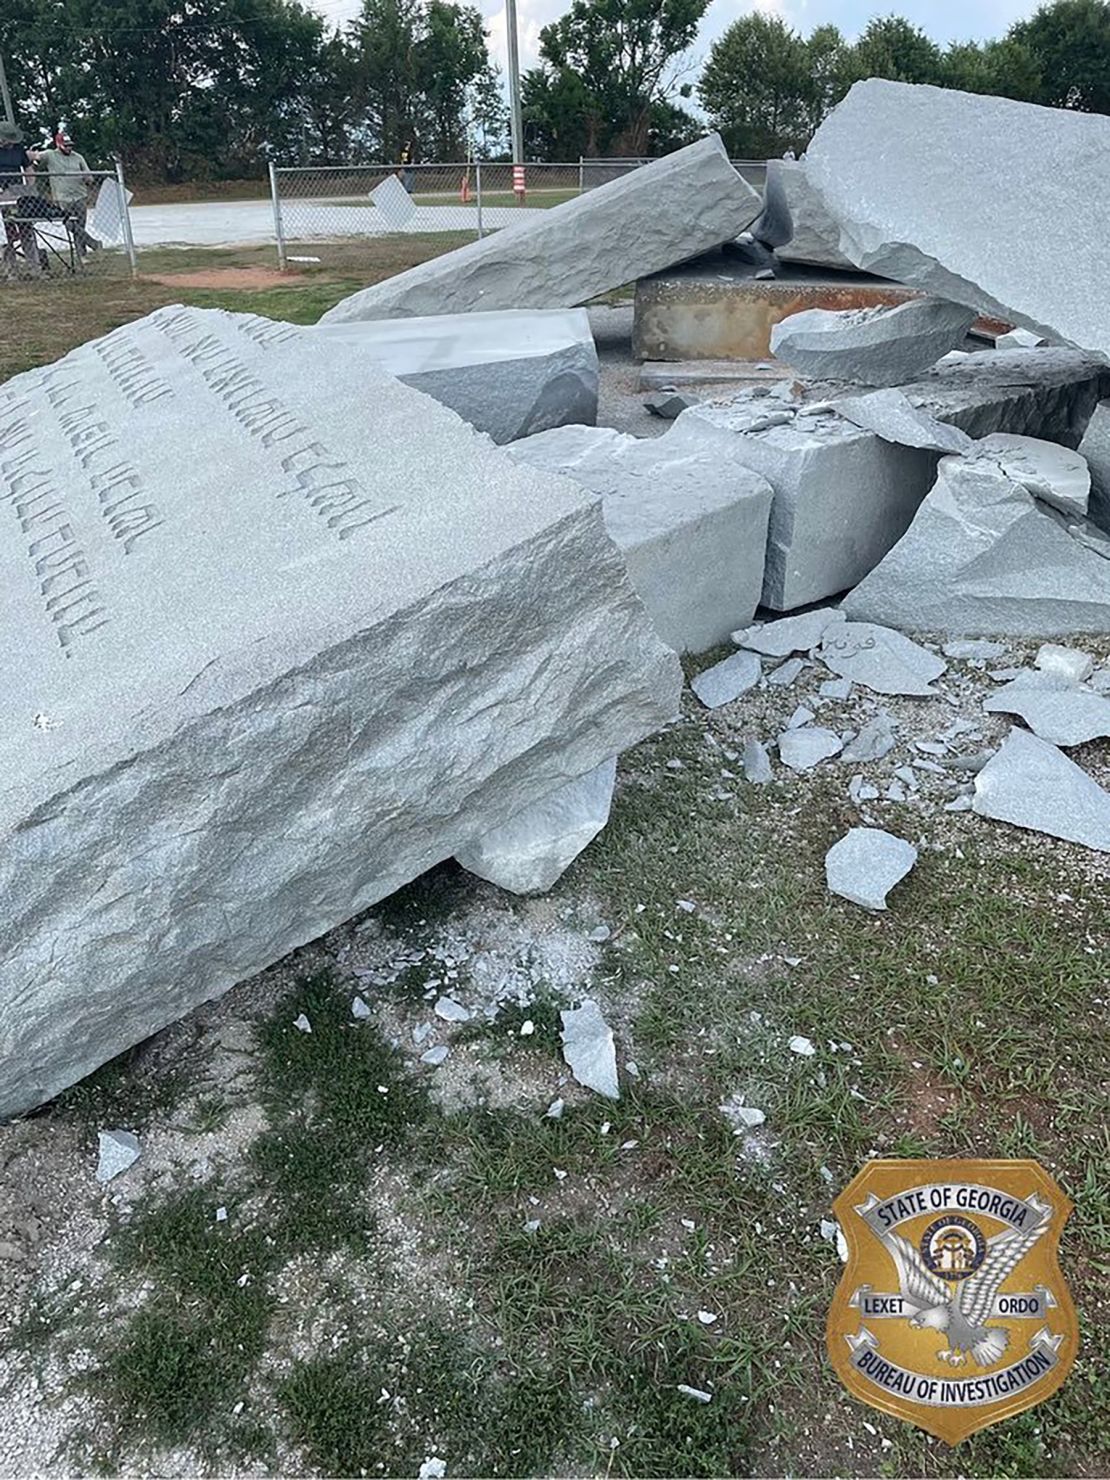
[826,1159,1078,1444]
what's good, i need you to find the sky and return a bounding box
[307,0,1043,76]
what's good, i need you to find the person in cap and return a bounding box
[28,130,101,254]
[0,121,42,275]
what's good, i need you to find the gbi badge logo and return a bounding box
[827,1160,1077,1444]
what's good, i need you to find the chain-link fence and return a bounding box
[1,164,137,286]
[270,156,768,274]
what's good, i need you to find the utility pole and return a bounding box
[0,52,15,129]
[505,0,524,165]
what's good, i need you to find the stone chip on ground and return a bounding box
[732,607,845,657]
[95,1130,141,1184]
[820,622,946,696]
[972,726,1110,851]
[560,999,619,1099]
[692,650,762,708]
[741,739,774,783]
[825,827,918,910]
[983,678,1110,747]
[1035,644,1094,683]
[778,726,843,771]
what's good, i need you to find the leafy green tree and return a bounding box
[850,14,944,84]
[698,11,810,156]
[941,37,1042,100]
[1008,0,1110,111]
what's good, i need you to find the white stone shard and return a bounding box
[774,159,856,270]
[370,173,417,228]
[691,650,762,709]
[504,420,773,653]
[819,677,852,700]
[321,135,760,323]
[455,759,617,895]
[841,712,896,762]
[0,306,679,1119]
[1035,644,1094,683]
[806,79,1110,359]
[742,738,773,783]
[732,606,844,656]
[719,1091,766,1131]
[767,657,804,687]
[351,996,372,1020]
[964,433,1090,518]
[778,726,843,771]
[96,1129,141,1184]
[785,705,814,730]
[825,827,917,910]
[769,299,976,387]
[820,623,945,697]
[984,678,1110,746]
[314,309,599,444]
[788,1035,816,1056]
[845,456,1110,637]
[679,348,1108,611]
[434,996,471,1022]
[996,328,1047,350]
[560,998,619,1099]
[943,639,1006,661]
[421,1045,450,1066]
[973,726,1110,851]
[832,389,974,454]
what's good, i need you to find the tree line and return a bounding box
[1,0,1108,180]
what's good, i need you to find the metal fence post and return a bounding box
[578,156,584,194]
[269,161,287,271]
[475,160,483,240]
[114,157,138,278]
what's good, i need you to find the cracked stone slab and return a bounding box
[321,134,760,322]
[505,420,773,654]
[973,726,1110,851]
[733,606,844,656]
[807,79,1110,360]
[778,726,843,770]
[0,306,680,1119]
[560,999,619,1099]
[455,758,616,894]
[691,649,762,708]
[819,622,946,696]
[962,433,1090,518]
[314,308,598,445]
[825,827,917,910]
[984,677,1110,746]
[769,298,976,386]
[845,455,1110,637]
[832,388,974,453]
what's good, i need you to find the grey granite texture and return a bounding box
[455,758,616,894]
[314,308,598,444]
[732,606,844,656]
[0,306,680,1117]
[320,135,760,323]
[819,622,946,696]
[832,388,974,453]
[504,420,773,654]
[806,80,1110,356]
[825,826,917,909]
[778,725,843,770]
[691,650,762,708]
[774,159,856,270]
[844,456,1110,637]
[769,299,977,386]
[973,726,1110,850]
[983,674,1110,746]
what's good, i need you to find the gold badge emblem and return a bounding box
[827,1159,1077,1444]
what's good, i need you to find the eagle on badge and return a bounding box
[884,1220,1050,1367]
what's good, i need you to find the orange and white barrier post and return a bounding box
[513,164,526,202]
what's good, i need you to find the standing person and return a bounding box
[0,121,40,275]
[29,131,101,253]
[399,139,416,194]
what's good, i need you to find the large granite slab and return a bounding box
[806,80,1110,356]
[0,306,680,1117]
[774,160,856,270]
[313,309,598,444]
[320,135,759,324]
[678,349,1109,610]
[503,420,773,653]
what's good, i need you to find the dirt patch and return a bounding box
[140,267,304,290]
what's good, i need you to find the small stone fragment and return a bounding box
[788,1035,816,1057]
[560,999,619,1099]
[720,1091,767,1131]
[419,1460,447,1480]
[770,298,976,386]
[786,705,815,730]
[820,622,945,697]
[677,1385,713,1403]
[833,388,974,453]
[742,739,774,783]
[819,677,852,700]
[691,650,762,708]
[733,607,844,657]
[96,1130,141,1185]
[825,826,918,910]
[984,678,1110,747]
[351,996,372,1020]
[644,389,698,420]
[966,434,1090,518]
[944,639,1006,661]
[545,1098,565,1119]
[841,712,896,762]
[767,657,805,688]
[1035,644,1094,683]
[973,726,1110,851]
[996,327,1047,349]
[434,997,470,1023]
[420,1045,450,1066]
[293,1014,312,1034]
[778,727,843,771]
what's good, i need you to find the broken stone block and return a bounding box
[774,159,856,270]
[778,726,843,770]
[455,758,616,895]
[691,650,762,708]
[1079,401,1110,531]
[644,389,698,420]
[314,308,598,445]
[96,1129,141,1184]
[820,623,945,696]
[561,999,619,1099]
[963,433,1090,518]
[733,606,844,656]
[842,712,896,762]
[997,328,1048,350]
[973,726,1110,851]
[769,299,976,387]
[832,389,974,454]
[0,306,680,1119]
[321,135,760,323]
[1035,643,1094,683]
[806,79,1110,359]
[742,738,773,783]
[746,160,794,250]
[679,348,1108,611]
[825,827,917,910]
[504,422,773,654]
[844,456,1110,637]
[984,677,1110,746]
